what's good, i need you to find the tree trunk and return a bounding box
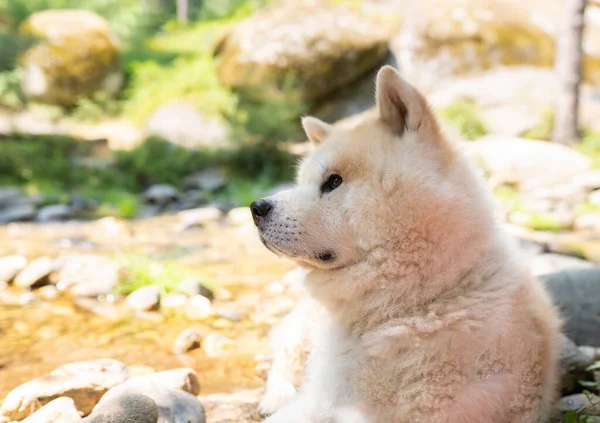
[177,0,189,22]
[552,0,587,145]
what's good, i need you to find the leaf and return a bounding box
[564,410,578,423]
[585,362,600,372]
[578,380,600,388]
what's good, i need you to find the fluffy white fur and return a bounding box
[253,66,562,423]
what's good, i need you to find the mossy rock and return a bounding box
[215,0,397,101]
[18,10,123,107]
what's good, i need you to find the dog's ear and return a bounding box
[376,66,436,137]
[302,116,333,145]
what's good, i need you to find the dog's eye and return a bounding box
[321,174,343,193]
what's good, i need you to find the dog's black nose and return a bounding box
[250,199,272,224]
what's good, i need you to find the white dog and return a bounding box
[250,66,562,423]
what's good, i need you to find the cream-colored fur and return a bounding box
[254,66,562,423]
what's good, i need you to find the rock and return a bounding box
[392,0,554,93]
[574,171,600,192]
[143,184,179,206]
[126,286,160,311]
[56,255,121,297]
[575,214,600,233]
[93,370,204,423]
[145,102,228,149]
[176,278,214,300]
[173,328,203,354]
[531,253,596,276]
[185,295,214,320]
[203,333,234,358]
[13,257,56,289]
[183,168,226,192]
[589,191,600,206]
[198,390,261,423]
[0,359,129,421]
[38,284,60,300]
[0,203,36,223]
[36,204,72,222]
[560,336,594,394]
[466,135,590,190]
[82,394,158,423]
[214,288,233,302]
[0,255,27,283]
[226,208,252,227]
[21,397,81,423]
[558,393,600,414]
[176,190,208,211]
[215,0,394,101]
[542,269,600,346]
[174,207,222,231]
[0,187,23,207]
[19,10,122,107]
[161,293,188,309]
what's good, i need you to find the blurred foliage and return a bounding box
[577,130,600,169]
[522,109,555,140]
[438,98,488,141]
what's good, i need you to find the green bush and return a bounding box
[438,98,488,141]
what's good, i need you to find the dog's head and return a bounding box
[251,66,494,275]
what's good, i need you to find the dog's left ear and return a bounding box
[376,66,437,137]
[302,116,333,145]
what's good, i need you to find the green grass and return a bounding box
[111,253,215,295]
[438,98,488,141]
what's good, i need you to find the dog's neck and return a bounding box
[304,231,522,333]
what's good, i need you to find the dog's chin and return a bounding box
[258,233,339,270]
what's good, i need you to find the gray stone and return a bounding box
[0,187,23,207]
[56,255,121,297]
[0,203,36,223]
[0,359,129,421]
[145,101,228,149]
[176,190,208,211]
[558,393,600,414]
[21,397,81,423]
[531,253,596,276]
[183,168,226,192]
[173,328,203,354]
[176,278,214,300]
[93,369,204,423]
[82,394,158,423]
[143,185,179,206]
[14,257,56,289]
[126,285,160,311]
[0,255,27,283]
[543,269,600,346]
[174,207,222,232]
[560,336,595,394]
[36,204,72,222]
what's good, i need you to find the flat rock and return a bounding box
[56,255,121,297]
[0,358,129,421]
[542,269,600,346]
[36,204,72,222]
[0,203,36,223]
[183,168,226,192]
[0,187,24,207]
[93,370,204,423]
[0,255,27,283]
[143,185,179,206]
[13,257,56,289]
[20,397,81,423]
[126,285,160,311]
[466,135,590,190]
[82,394,158,423]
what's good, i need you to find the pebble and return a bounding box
[185,295,214,320]
[0,255,27,283]
[126,286,161,311]
[173,328,203,354]
[13,257,56,289]
[176,278,214,300]
[203,333,235,358]
[38,285,60,301]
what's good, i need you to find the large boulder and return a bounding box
[392,0,600,91]
[215,0,395,101]
[19,10,122,107]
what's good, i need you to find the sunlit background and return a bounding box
[1,0,600,421]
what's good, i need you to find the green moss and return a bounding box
[438,98,488,140]
[522,109,554,140]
